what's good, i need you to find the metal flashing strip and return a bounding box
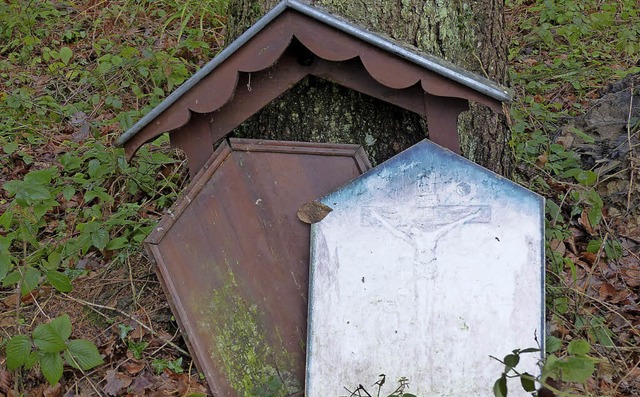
[116,0,512,147]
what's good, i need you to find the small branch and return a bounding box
[60,293,190,357]
[626,80,636,212]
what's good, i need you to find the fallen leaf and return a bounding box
[0,368,11,394]
[122,360,145,375]
[622,267,640,287]
[103,370,132,396]
[129,371,155,394]
[297,201,333,224]
[43,383,62,397]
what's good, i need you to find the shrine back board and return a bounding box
[146,138,371,396]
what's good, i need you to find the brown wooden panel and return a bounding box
[145,138,371,396]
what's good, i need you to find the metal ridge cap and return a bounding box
[287,0,512,103]
[115,1,291,147]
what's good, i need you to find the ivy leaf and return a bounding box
[33,323,66,353]
[520,373,536,392]
[49,314,72,341]
[40,352,64,385]
[64,339,104,370]
[493,375,507,397]
[46,270,73,293]
[504,353,520,371]
[6,335,31,370]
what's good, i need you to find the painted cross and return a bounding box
[306,139,544,396]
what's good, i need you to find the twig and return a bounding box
[626,80,635,212]
[60,293,190,357]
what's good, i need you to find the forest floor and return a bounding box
[1,0,639,396]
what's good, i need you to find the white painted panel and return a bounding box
[306,140,544,397]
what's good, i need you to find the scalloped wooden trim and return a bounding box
[124,9,503,163]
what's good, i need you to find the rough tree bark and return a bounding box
[226,0,511,174]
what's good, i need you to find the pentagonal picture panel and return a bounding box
[146,138,371,396]
[307,139,544,396]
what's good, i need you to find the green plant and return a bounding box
[5,314,103,385]
[127,340,148,360]
[491,339,602,397]
[151,357,184,374]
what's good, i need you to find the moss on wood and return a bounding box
[200,271,300,396]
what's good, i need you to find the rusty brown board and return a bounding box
[145,138,371,396]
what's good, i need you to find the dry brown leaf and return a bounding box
[1,294,19,309]
[103,370,133,396]
[297,201,333,224]
[129,371,155,394]
[0,369,11,394]
[42,383,62,397]
[122,360,145,375]
[128,325,146,340]
[622,267,640,287]
[598,283,617,300]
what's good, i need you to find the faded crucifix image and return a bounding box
[361,172,491,273]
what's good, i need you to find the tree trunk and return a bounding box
[226,0,511,173]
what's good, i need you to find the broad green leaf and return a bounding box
[6,335,31,370]
[33,323,66,353]
[21,266,41,296]
[40,352,64,385]
[25,350,42,369]
[59,47,73,64]
[567,339,590,355]
[62,185,76,201]
[560,356,595,383]
[575,170,597,186]
[49,314,72,341]
[46,271,73,293]
[91,229,109,250]
[0,235,13,251]
[24,168,56,185]
[0,207,14,229]
[586,239,601,254]
[587,206,602,228]
[3,141,18,154]
[105,236,128,250]
[2,270,21,287]
[589,317,615,347]
[3,180,51,205]
[0,252,13,280]
[545,335,563,354]
[64,339,104,370]
[87,159,100,178]
[520,373,536,392]
[493,375,507,397]
[542,354,560,382]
